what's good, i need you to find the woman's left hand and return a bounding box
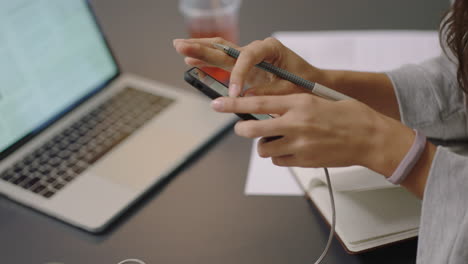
[211,93,415,172]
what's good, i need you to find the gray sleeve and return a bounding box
[387,55,468,263]
[416,146,468,264]
[386,55,468,140]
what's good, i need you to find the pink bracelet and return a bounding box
[387,129,427,185]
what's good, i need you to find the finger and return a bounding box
[257,136,294,158]
[211,96,292,115]
[173,37,237,50]
[173,39,236,70]
[234,118,286,139]
[271,154,297,167]
[183,37,240,49]
[173,37,239,59]
[229,38,280,97]
[243,80,304,96]
[184,57,209,67]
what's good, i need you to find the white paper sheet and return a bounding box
[245,138,303,195]
[274,30,441,72]
[245,30,441,196]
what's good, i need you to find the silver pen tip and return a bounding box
[213,43,229,51]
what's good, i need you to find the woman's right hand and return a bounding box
[173,37,326,97]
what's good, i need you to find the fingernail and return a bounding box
[244,91,255,97]
[173,39,190,45]
[211,98,224,111]
[229,83,240,97]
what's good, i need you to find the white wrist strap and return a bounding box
[387,129,426,185]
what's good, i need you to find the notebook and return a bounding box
[291,166,421,253]
[0,0,234,232]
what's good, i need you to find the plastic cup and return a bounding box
[179,0,241,83]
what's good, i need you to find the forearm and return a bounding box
[315,69,401,120]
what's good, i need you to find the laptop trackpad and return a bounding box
[87,101,218,192]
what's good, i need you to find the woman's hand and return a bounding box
[174,37,434,199]
[211,93,415,175]
[173,37,326,97]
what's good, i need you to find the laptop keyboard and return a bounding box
[0,88,174,198]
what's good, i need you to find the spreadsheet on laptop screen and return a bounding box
[0,0,118,153]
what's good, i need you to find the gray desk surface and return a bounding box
[0,1,448,263]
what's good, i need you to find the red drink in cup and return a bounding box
[179,0,241,84]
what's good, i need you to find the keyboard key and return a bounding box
[12,175,27,185]
[48,157,62,167]
[51,145,62,156]
[42,190,55,198]
[33,184,46,194]
[53,182,65,191]
[68,131,80,142]
[71,162,88,174]
[45,176,57,184]
[37,155,49,165]
[61,174,75,182]
[23,154,35,165]
[38,165,52,175]
[57,150,72,160]
[1,170,15,181]
[21,177,41,189]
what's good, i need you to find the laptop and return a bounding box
[0,1,233,232]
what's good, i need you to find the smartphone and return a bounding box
[184,67,273,121]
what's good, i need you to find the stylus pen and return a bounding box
[213,43,353,101]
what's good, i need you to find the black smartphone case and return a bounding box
[184,68,262,121]
[184,68,282,142]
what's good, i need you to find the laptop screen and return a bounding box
[0,1,118,157]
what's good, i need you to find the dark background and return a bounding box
[0,1,448,263]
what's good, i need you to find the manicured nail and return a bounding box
[211,98,224,111]
[229,83,240,97]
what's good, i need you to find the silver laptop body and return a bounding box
[0,1,233,232]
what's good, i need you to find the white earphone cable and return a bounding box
[288,167,335,264]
